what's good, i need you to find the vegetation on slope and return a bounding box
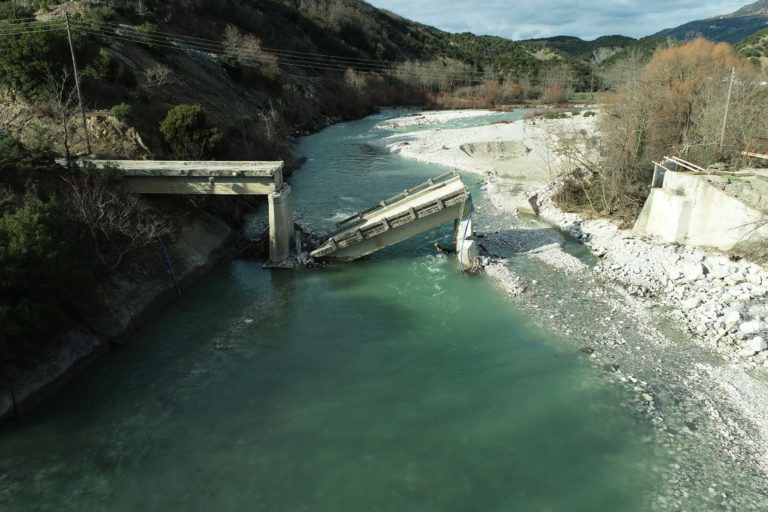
[554,38,768,223]
[651,0,768,44]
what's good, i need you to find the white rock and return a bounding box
[710,266,731,280]
[740,320,762,334]
[681,297,701,310]
[725,311,741,326]
[746,336,768,353]
[738,348,758,358]
[725,272,746,286]
[683,263,705,281]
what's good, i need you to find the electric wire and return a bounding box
[0,15,641,85]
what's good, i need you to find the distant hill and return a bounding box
[522,35,637,62]
[652,0,768,43]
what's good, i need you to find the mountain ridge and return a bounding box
[652,0,768,43]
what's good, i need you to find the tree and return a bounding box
[42,66,79,162]
[62,166,170,270]
[0,196,89,377]
[159,104,222,159]
[570,38,768,219]
[0,15,92,99]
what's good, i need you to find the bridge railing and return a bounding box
[333,170,458,230]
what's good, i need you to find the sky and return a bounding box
[365,0,752,40]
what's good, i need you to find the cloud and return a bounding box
[366,0,750,40]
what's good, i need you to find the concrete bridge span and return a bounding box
[85,160,294,265]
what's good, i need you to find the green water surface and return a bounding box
[0,111,664,512]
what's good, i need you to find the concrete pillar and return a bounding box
[268,184,294,265]
[455,197,477,271]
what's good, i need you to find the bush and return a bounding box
[159,104,222,159]
[136,23,159,48]
[0,134,28,166]
[110,102,133,119]
[0,16,95,99]
[0,196,90,370]
[221,53,242,80]
[0,3,34,20]
[84,48,117,81]
[541,84,567,104]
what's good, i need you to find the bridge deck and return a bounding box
[310,171,471,262]
[86,160,283,195]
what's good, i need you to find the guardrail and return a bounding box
[333,170,458,229]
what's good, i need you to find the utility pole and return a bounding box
[719,67,735,153]
[65,12,92,155]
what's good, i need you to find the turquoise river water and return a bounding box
[0,111,667,511]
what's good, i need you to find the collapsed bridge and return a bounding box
[81,161,477,269]
[310,171,478,269]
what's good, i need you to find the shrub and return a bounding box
[110,102,133,119]
[0,20,71,98]
[0,3,33,20]
[0,134,27,166]
[540,84,567,104]
[159,104,222,159]
[0,196,90,370]
[221,53,242,80]
[84,48,117,81]
[136,23,159,48]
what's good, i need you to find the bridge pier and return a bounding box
[266,184,295,266]
[81,160,296,266]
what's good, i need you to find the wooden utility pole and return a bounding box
[719,67,735,153]
[65,12,92,155]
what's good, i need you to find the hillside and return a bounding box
[736,26,768,64]
[652,0,768,43]
[522,35,637,62]
[0,0,614,161]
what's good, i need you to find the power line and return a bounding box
[0,15,610,86]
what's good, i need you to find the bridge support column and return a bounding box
[455,198,478,271]
[267,184,295,265]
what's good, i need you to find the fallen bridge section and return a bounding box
[310,171,477,269]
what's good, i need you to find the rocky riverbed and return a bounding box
[373,109,768,510]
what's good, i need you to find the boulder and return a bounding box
[746,336,768,353]
[681,297,701,310]
[740,320,761,334]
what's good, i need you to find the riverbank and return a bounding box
[371,110,768,510]
[0,210,236,424]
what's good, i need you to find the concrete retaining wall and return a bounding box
[634,171,768,250]
[0,212,235,424]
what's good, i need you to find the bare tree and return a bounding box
[63,171,170,270]
[42,67,78,162]
[142,62,172,90]
[223,24,278,70]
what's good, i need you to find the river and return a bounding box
[0,111,667,511]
